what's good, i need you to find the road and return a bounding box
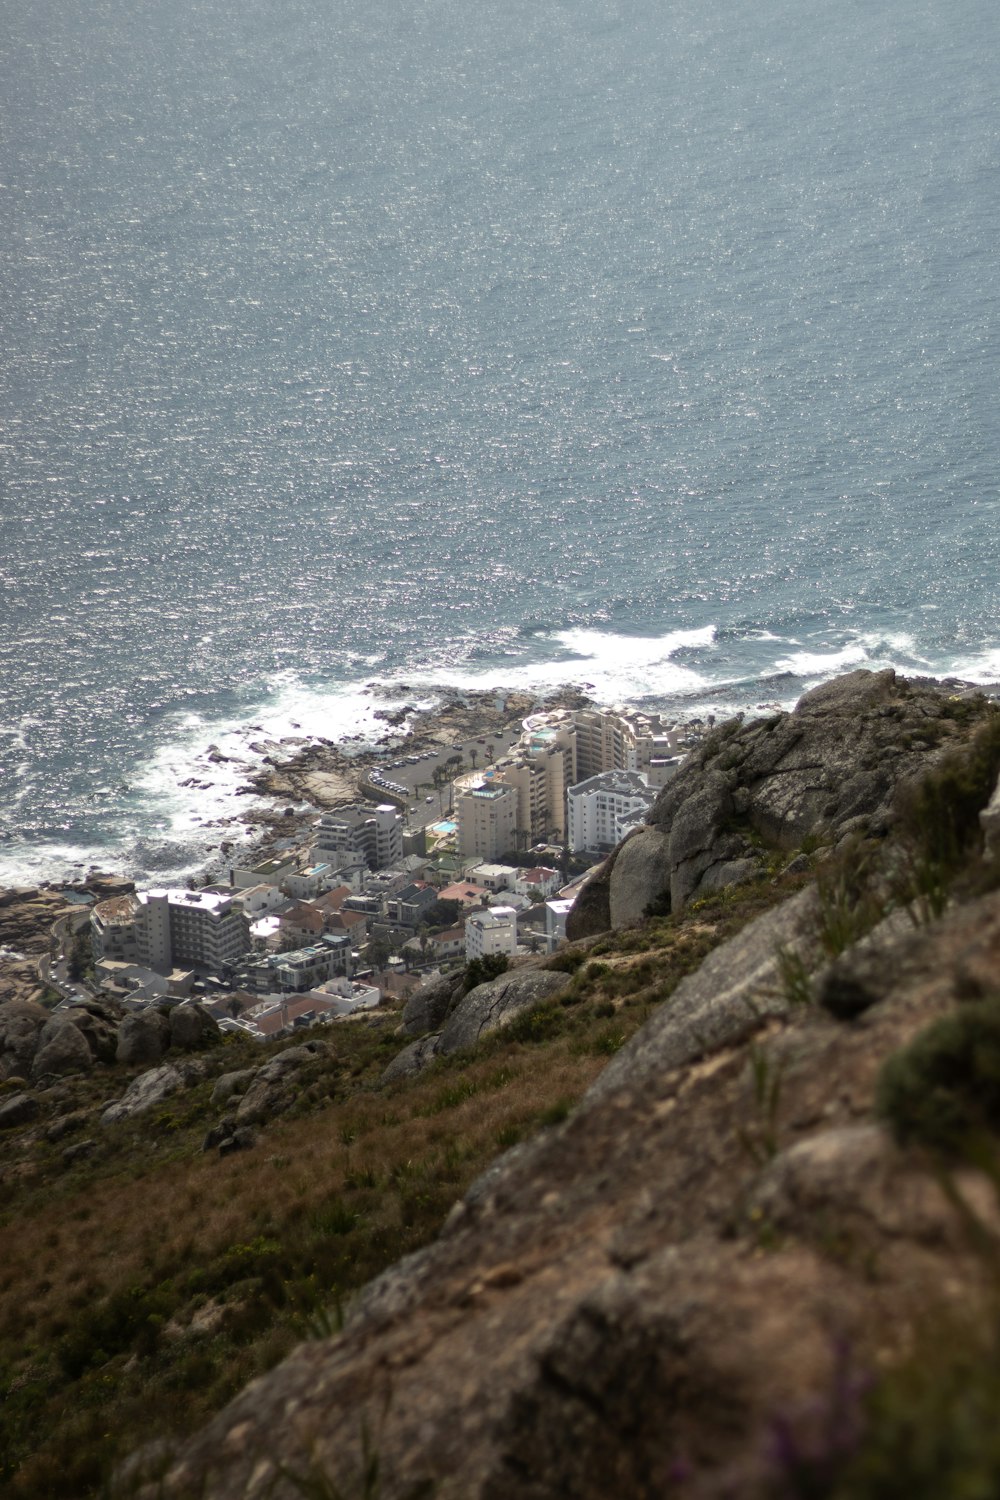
[38,908,96,1006]
[369,731,515,831]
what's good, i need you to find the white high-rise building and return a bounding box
[566,770,657,855]
[92,888,251,975]
[312,802,403,871]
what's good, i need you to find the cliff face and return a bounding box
[568,668,977,938]
[148,671,1000,1500]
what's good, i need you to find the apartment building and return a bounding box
[312,802,403,871]
[456,780,517,862]
[93,888,251,975]
[464,905,518,960]
[565,769,658,854]
[242,932,353,995]
[495,720,577,843]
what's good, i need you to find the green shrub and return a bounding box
[463,952,509,990]
[832,1316,1000,1499]
[815,843,885,958]
[545,947,586,974]
[877,996,1000,1153]
[896,710,1000,875]
[505,1003,565,1045]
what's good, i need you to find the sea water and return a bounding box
[2,0,999,885]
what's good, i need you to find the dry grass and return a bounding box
[0,865,807,1499]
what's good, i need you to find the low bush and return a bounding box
[877,995,1000,1153]
[895,708,1000,877]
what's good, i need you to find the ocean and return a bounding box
[2,0,999,887]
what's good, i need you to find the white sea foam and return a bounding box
[942,645,1000,684]
[3,622,998,892]
[386,625,718,702]
[773,644,870,678]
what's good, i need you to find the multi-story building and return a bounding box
[140,889,251,973]
[93,888,251,975]
[281,863,339,900]
[312,802,403,871]
[90,893,142,964]
[242,933,353,995]
[230,854,299,890]
[456,780,517,862]
[384,881,438,929]
[464,905,518,961]
[467,863,517,892]
[565,770,658,855]
[513,866,562,899]
[495,721,577,844]
[545,898,576,952]
[561,706,679,781]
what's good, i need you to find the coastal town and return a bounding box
[15,695,701,1041]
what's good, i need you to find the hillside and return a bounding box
[4,668,1000,1499]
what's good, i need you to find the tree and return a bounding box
[469,748,479,770]
[463,953,508,990]
[366,936,391,970]
[423,898,462,929]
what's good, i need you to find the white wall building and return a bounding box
[545,898,576,953]
[310,976,381,1016]
[513,866,562,899]
[232,883,289,918]
[93,888,251,975]
[468,862,518,892]
[566,770,658,855]
[312,803,403,871]
[465,904,518,961]
[231,855,299,890]
[282,863,340,900]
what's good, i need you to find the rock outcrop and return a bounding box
[0,1001,49,1080]
[569,669,986,938]
[382,967,568,1083]
[168,1003,221,1052]
[116,1010,172,1067]
[232,1041,331,1126]
[153,879,1000,1500]
[101,1064,185,1125]
[146,670,1000,1500]
[32,1016,95,1079]
[401,972,464,1037]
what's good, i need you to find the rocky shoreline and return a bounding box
[0,686,595,1004]
[241,684,595,811]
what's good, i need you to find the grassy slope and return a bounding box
[0,873,805,1500]
[5,705,1000,1498]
